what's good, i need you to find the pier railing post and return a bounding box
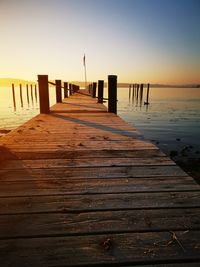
[92,82,97,98]
[64,82,68,98]
[55,80,62,103]
[38,75,50,114]
[89,84,91,95]
[108,75,117,114]
[98,80,104,103]
[69,84,72,96]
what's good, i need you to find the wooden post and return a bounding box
[69,84,72,96]
[26,84,30,105]
[19,84,23,107]
[74,85,78,93]
[145,83,150,105]
[35,84,37,102]
[89,84,91,95]
[132,84,135,103]
[92,82,97,98]
[136,84,139,100]
[38,75,50,114]
[140,83,143,106]
[55,80,62,103]
[12,84,16,110]
[64,82,68,98]
[108,75,117,114]
[98,80,104,103]
[90,84,93,95]
[30,84,33,102]
[129,84,131,100]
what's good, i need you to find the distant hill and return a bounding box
[0,78,37,87]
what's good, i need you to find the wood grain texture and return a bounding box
[1,191,200,214]
[0,208,200,238]
[0,231,200,266]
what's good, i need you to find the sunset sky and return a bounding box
[1,0,200,84]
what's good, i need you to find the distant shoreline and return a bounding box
[0,83,199,89]
[0,78,199,88]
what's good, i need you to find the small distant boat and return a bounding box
[144,101,149,105]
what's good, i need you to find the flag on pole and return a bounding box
[83,54,86,66]
[83,54,87,90]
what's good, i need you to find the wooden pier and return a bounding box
[0,85,200,266]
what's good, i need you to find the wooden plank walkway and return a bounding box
[0,90,200,266]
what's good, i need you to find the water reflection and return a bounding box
[117,86,200,156]
[128,83,149,110]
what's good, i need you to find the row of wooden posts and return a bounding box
[12,78,148,113]
[12,83,37,109]
[129,83,150,105]
[37,75,118,114]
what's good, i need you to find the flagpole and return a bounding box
[83,54,87,90]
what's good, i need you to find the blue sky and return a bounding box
[0,0,199,83]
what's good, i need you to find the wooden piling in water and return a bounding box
[35,85,37,102]
[38,75,50,114]
[136,84,139,101]
[30,84,33,102]
[26,84,30,105]
[55,80,62,103]
[129,84,131,100]
[132,84,135,102]
[144,83,150,105]
[98,80,104,103]
[108,75,117,114]
[12,83,16,110]
[19,84,23,107]
[140,83,144,106]
[64,82,68,98]
[92,82,97,98]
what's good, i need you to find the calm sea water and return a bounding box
[0,85,200,157]
[115,87,200,157]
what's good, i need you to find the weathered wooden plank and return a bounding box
[1,144,157,152]
[1,133,141,142]
[0,165,188,181]
[1,139,155,148]
[1,191,200,214]
[0,149,163,160]
[0,177,197,197]
[0,157,175,170]
[1,231,200,266]
[0,208,200,239]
